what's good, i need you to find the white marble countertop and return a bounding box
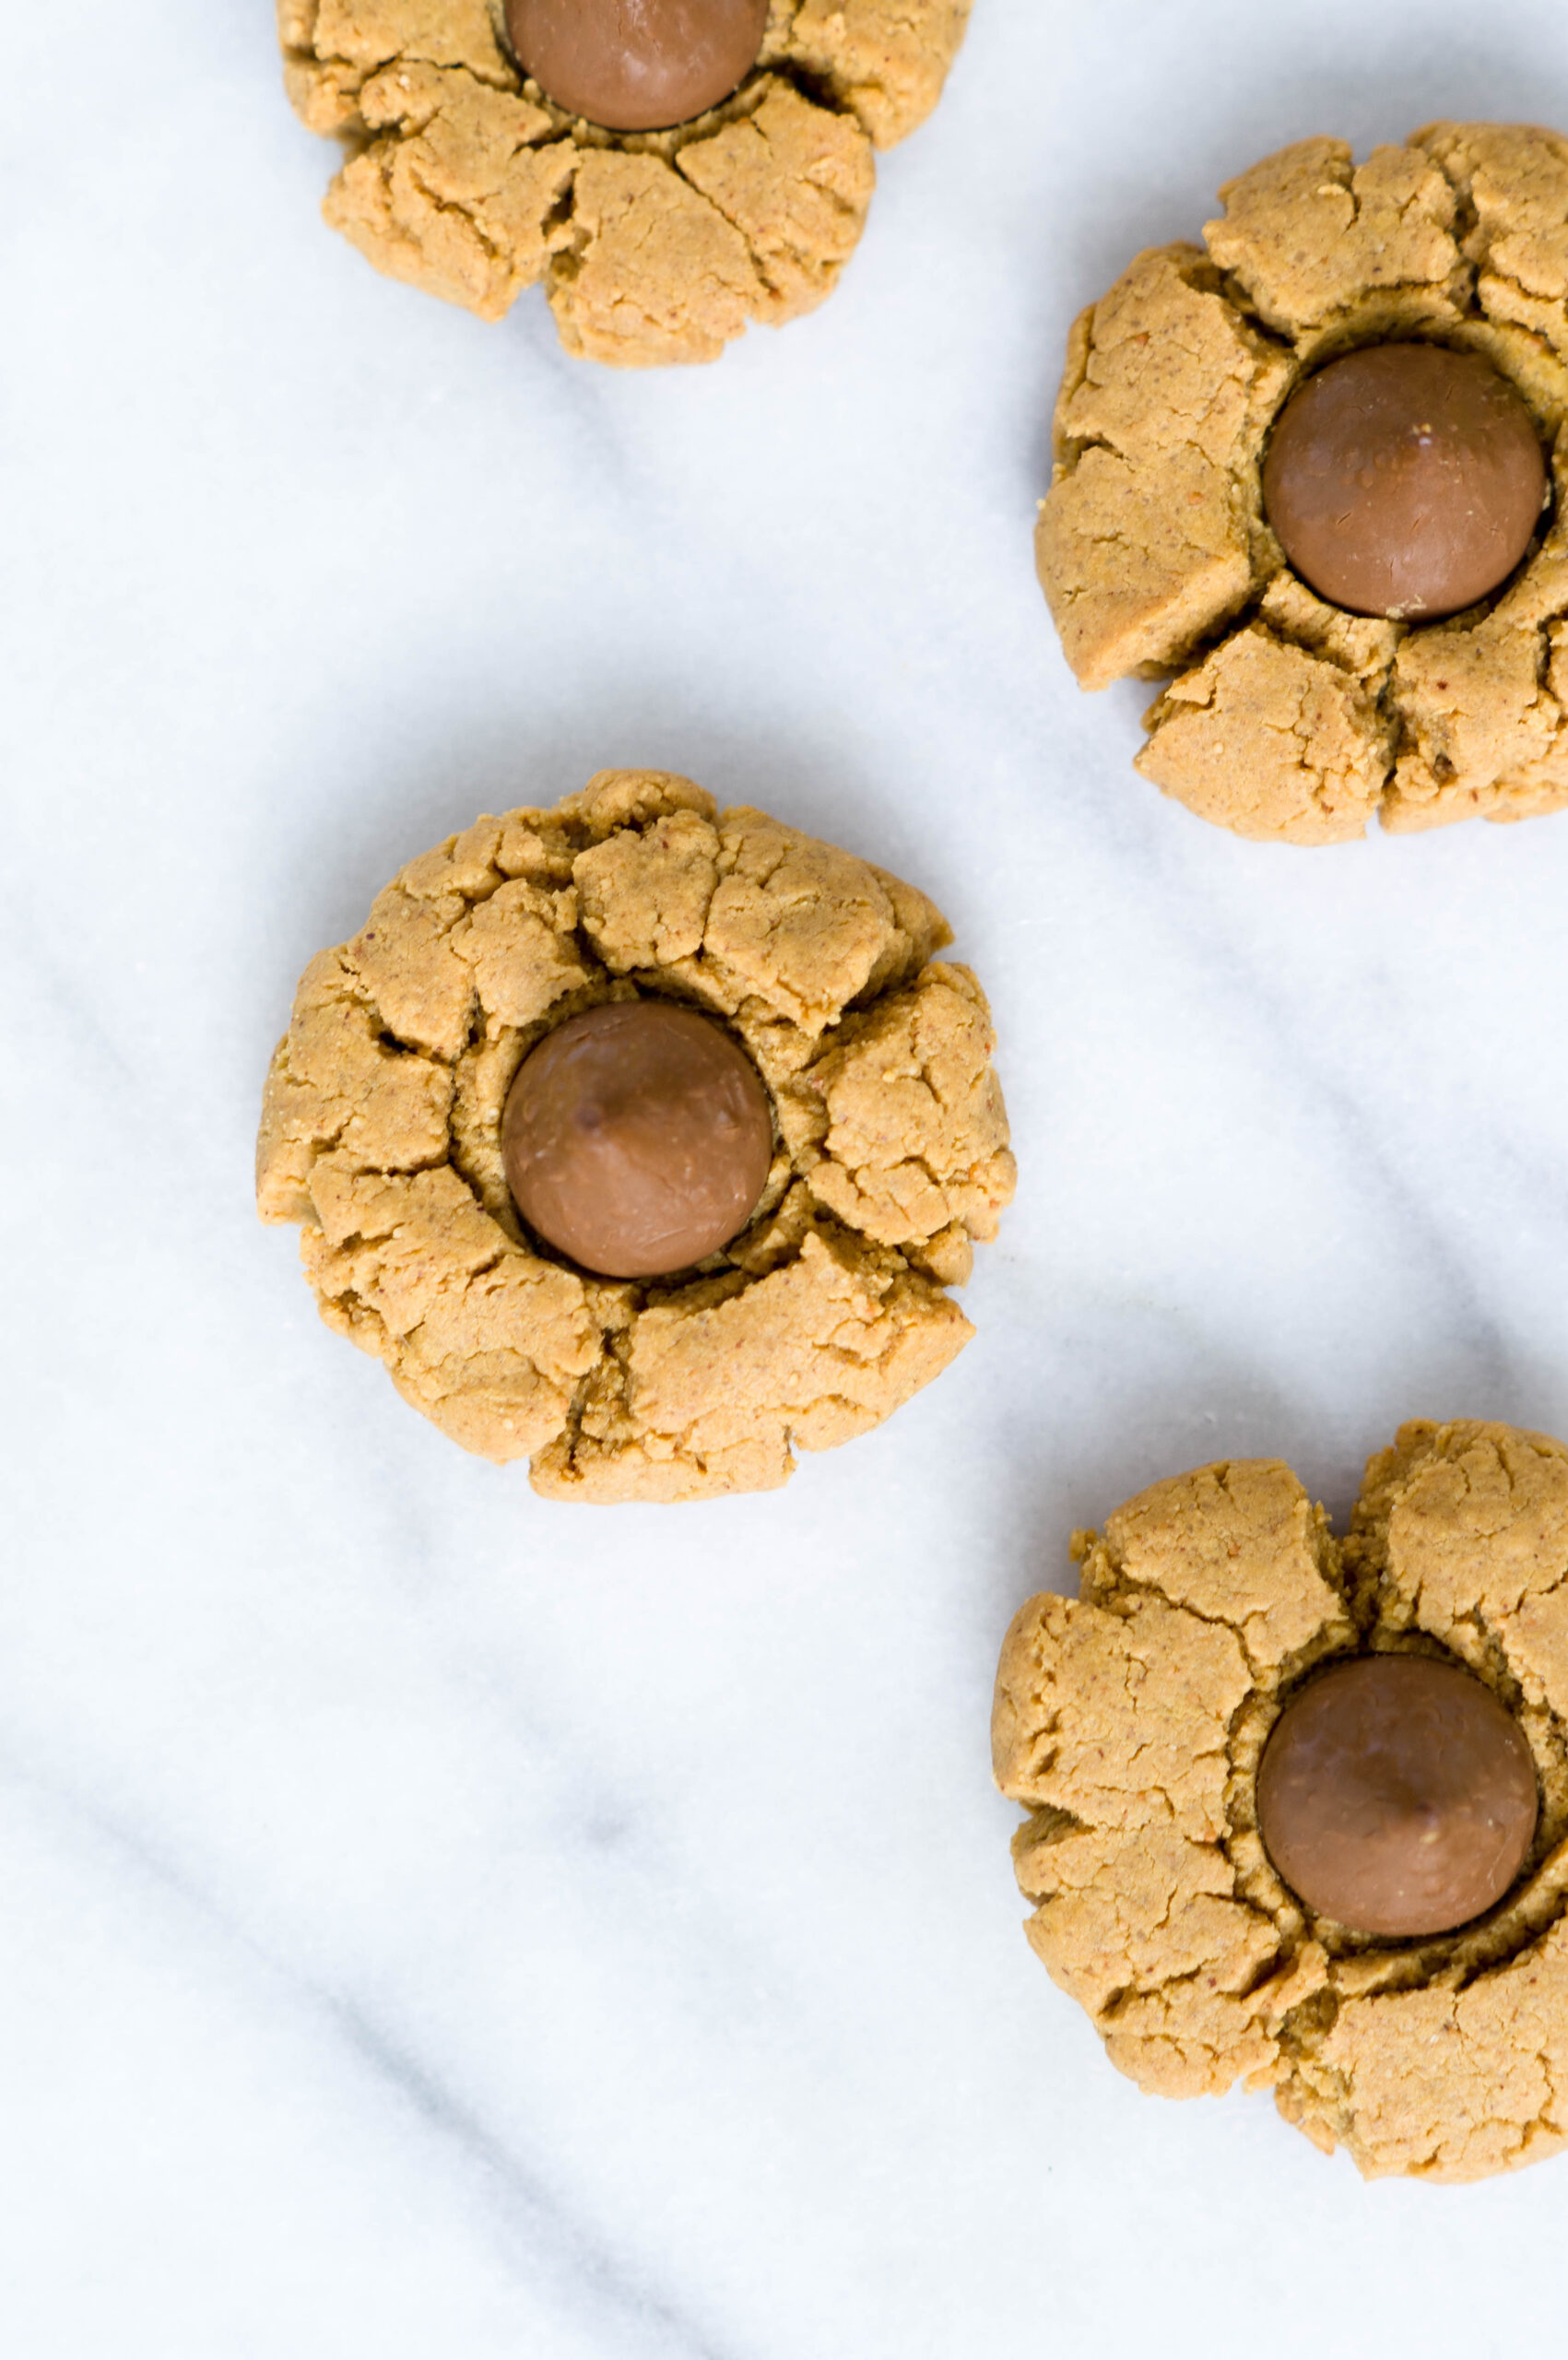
[8,0,1568,2351]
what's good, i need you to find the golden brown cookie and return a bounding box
[1035,124,1568,842]
[277,1,972,364]
[993,1421,1568,2180]
[258,770,1015,1501]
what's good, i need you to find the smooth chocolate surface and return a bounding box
[1262,342,1547,620]
[504,0,769,132]
[502,999,772,1279]
[1256,1654,1538,1938]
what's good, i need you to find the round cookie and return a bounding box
[257,770,1015,1501]
[1034,124,1568,843]
[992,1422,1568,2181]
[277,0,973,366]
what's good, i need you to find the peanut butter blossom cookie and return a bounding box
[993,1422,1568,2180]
[277,0,972,364]
[257,771,1014,1501]
[1035,124,1568,842]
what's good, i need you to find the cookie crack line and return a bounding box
[994,1422,1568,2178]
[277,0,970,364]
[1036,122,1568,842]
[258,772,1014,1504]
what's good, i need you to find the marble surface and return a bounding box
[8,1,1568,2351]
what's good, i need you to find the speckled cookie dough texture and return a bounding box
[1035,124,1568,843]
[277,0,971,364]
[258,771,1015,1502]
[993,1422,1568,2180]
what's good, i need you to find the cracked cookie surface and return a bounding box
[993,1421,1568,2179]
[1035,124,1568,842]
[277,0,971,363]
[258,770,1015,1502]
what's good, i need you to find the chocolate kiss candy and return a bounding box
[1262,342,1547,620]
[505,0,770,133]
[1257,1654,1538,1938]
[502,999,773,1280]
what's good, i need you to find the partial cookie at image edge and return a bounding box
[993,1420,1568,2180]
[277,0,973,364]
[1034,124,1568,843]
